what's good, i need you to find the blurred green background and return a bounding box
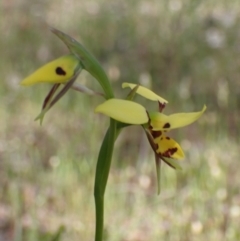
[1,0,240,240]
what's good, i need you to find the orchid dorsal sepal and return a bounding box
[20,54,81,86]
[122,82,168,104]
[149,105,207,131]
[95,99,148,125]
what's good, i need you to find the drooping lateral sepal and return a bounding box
[35,68,82,124]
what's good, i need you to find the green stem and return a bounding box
[94,118,117,241]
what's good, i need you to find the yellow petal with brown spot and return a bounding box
[154,135,185,160]
[20,54,80,86]
[150,105,206,131]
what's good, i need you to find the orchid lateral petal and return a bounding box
[20,54,81,86]
[150,105,206,131]
[122,82,168,104]
[154,135,185,160]
[95,99,148,125]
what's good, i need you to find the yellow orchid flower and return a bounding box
[20,54,84,124]
[20,54,103,124]
[95,98,205,161]
[95,83,206,166]
[96,84,206,194]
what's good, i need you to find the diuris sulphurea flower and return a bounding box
[95,82,206,193]
[20,53,103,124]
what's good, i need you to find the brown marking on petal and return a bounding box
[169,148,178,155]
[160,137,163,140]
[151,130,162,138]
[56,67,66,76]
[162,147,178,158]
[166,137,170,140]
[163,122,171,128]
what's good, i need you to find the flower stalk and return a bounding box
[49,29,118,241]
[94,119,117,241]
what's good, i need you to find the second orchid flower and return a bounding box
[95,83,206,193]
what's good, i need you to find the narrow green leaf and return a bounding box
[94,119,117,241]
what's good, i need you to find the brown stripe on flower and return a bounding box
[162,147,178,158]
[151,130,162,138]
